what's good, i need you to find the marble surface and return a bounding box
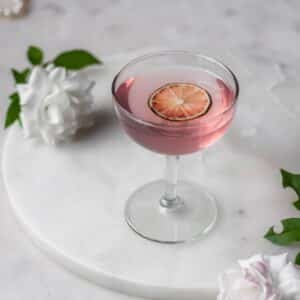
[1,1,300,300]
[2,51,300,300]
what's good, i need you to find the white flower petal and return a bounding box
[46,105,63,125]
[267,253,289,281]
[29,67,47,88]
[218,269,243,299]
[49,67,67,83]
[28,67,52,99]
[16,84,34,105]
[44,90,71,111]
[63,74,95,96]
[278,263,300,299]
[40,128,56,145]
[218,270,263,300]
[45,64,55,73]
[218,254,290,300]
[20,65,95,145]
[20,111,37,138]
[239,254,264,270]
[280,263,300,281]
[230,284,262,300]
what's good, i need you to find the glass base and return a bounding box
[125,180,218,243]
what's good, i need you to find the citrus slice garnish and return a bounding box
[148,83,212,121]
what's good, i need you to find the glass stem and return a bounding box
[160,155,181,208]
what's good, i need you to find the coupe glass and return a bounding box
[112,51,239,243]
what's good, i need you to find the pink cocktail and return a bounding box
[112,51,239,243]
[115,68,235,155]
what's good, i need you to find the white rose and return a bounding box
[218,253,300,300]
[17,65,95,145]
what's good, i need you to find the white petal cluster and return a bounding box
[17,65,95,144]
[0,0,24,17]
[218,253,300,300]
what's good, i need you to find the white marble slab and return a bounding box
[2,53,300,299]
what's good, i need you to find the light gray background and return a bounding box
[1,1,300,299]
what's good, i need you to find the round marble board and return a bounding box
[2,52,300,300]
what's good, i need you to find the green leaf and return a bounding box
[27,45,44,65]
[4,93,21,128]
[53,50,102,70]
[264,218,300,246]
[295,200,300,210]
[11,68,30,84]
[281,169,300,210]
[295,252,300,265]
